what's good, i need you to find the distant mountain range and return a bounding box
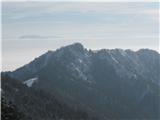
[2,43,160,120]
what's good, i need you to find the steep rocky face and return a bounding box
[4,43,160,119]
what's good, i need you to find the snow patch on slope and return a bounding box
[119,49,127,57]
[23,77,38,87]
[108,51,119,64]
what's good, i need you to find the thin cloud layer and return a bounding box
[19,35,61,40]
[2,2,159,22]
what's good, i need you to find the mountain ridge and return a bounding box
[2,42,159,73]
[2,42,160,119]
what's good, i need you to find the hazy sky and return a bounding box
[2,2,159,71]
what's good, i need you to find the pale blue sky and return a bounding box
[2,2,159,71]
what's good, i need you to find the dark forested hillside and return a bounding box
[1,75,97,120]
[1,96,25,120]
